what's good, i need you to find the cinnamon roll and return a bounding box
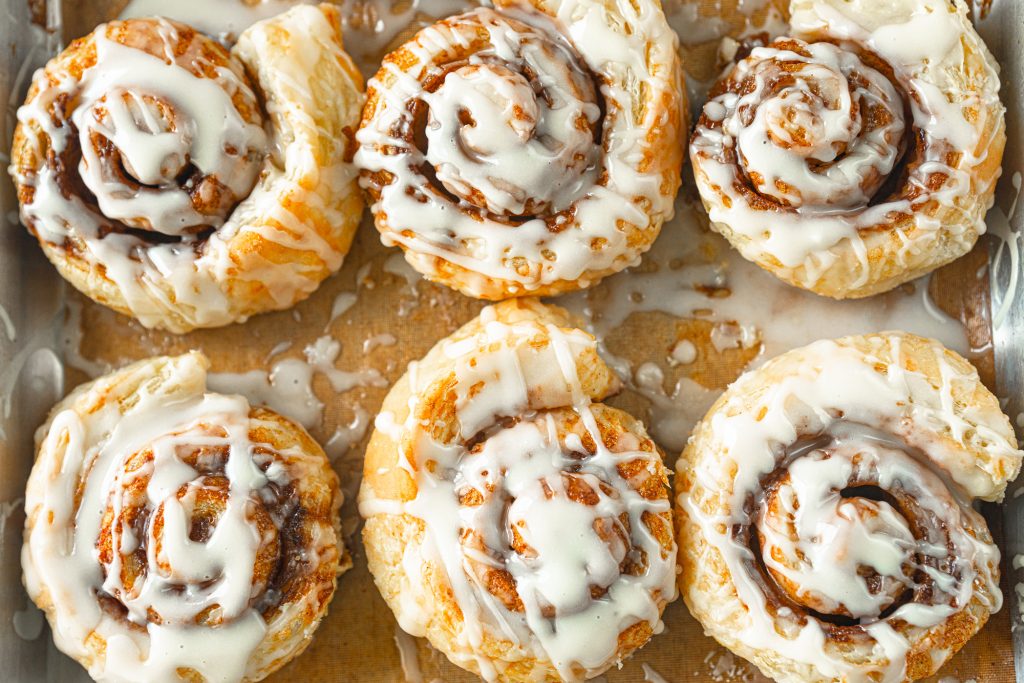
[359,299,676,681]
[675,333,1023,682]
[22,352,346,682]
[355,0,684,300]
[689,0,1005,298]
[9,4,365,332]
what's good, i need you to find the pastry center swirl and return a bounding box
[67,20,268,236]
[725,39,906,210]
[417,13,601,218]
[97,424,282,627]
[455,420,638,617]
[757,449,916,620]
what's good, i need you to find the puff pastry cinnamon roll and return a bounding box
[359,299,676,681]
[355,0,684,300]
[22,352,346,682]
[9,4,364,332]
[676,333,1023,682]
[690,0,1005,298]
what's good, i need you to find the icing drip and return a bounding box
[360,305,676,680]
[119,0,315,44]
[641,662,671,683]
[990,170,1023,327]
[689,0,1004,296]
[339,0,481,77]
[355,0,682,297]
[678,335,1021,681]
[700,650,769,682]
[21,354,341,682]
[394,625,426,683]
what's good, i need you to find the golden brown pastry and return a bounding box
[355,0,685,300]
[675,332,1022,682]
[358,299,676,681]
[22,352,346,682]
[9,4,364,332]
[689,0,1005,298]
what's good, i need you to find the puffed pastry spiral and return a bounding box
[9,4,364,332]
[355,0,684,300]
[358,299,677,681]
[690,0,1005,298]
[22,352,346,682]
[676,333,1023,682]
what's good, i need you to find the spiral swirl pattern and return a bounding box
[355,0,683,299]
[721,39,904,210]
[689,0,1005,299]
[10,6,365,332]
[23,353,344,683]
[420,24,599,217]
[359,300,676,682]
[675,333,1022,682]
[69,24,267,236]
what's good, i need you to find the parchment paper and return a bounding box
[22,0,1019,681]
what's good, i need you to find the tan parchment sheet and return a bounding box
[40,0,1017,681]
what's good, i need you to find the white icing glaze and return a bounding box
[208,358,323,429]
[363,332,397,353]
[689,0,1004,295]
[0,332,66,443]
[383,252,426,316]
[355,0,681,296]
[0,303,16,342]
[679,334,1022,681]
[360,307,676,680]
[119,0,314,44]
[631,361,718,453]
[60,298,109,379]
[669,339,697,366]
[11,6,363,331]
[22,353,339,682]
[394,626,426,683]
[701,650,769,682]
[324,405,371,461]
[641,662,671,683]
[328,291,359,329]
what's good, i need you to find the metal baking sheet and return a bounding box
[1,1,1023,681]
